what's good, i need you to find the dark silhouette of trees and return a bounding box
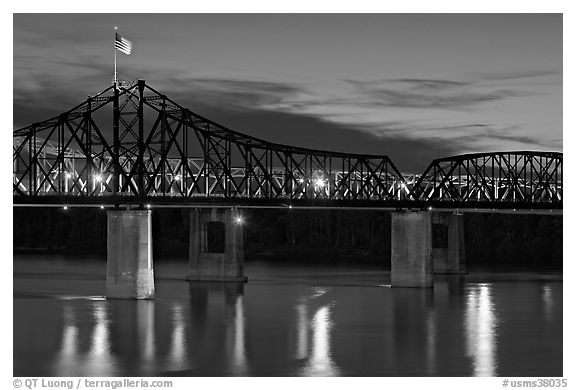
[13,208,561,268]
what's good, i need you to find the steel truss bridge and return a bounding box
[13,80,562,211]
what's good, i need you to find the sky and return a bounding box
[13,13,562,171]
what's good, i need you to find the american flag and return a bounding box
[115,33,132,55]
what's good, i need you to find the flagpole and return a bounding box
[114,26,117,87]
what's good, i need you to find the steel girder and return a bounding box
[12,80,563,209]
[411,151,562,209]
[13,80,411,207]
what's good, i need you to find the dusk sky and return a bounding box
[13,13,562,171]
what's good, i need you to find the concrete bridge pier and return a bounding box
[186,208,247,282]
[106,210,155,299]
[391,211,433,288]
[431,212,466,274]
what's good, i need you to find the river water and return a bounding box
[13,255,562,377]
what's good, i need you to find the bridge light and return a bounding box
[100,205,105,210]
[401,183,407,190]
[313,177,326,190]
[63,206,68,210]
[94,174,103,182]
[289,205,293,209]
[235,215,244,225]
[428,206,433,211]
[65,172,72,179]
[146,204,151,209]
[297,178,305,184]
[174,175,182,181]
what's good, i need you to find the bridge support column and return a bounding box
[432,212,466,274]
[186,208,247,282]
[391,211,433,288]
[106,210,155,299]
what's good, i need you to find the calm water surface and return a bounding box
[13,255,562,377]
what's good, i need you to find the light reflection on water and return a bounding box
[295,303,309,360]
[301,304,339,376]
[299,288,339,376]
[465,284,497,377]
[53,306,78,376]
[139,301,155,369]
[542,284,553,321]
[54,301,118,376]
[166,303,188,372]
[13,259,562,377]
[426,309,436,375]
[87,302,117,376]
[228,295,248,375]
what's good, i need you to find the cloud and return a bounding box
[14,15,111,49]
[12,70,114,130]
[164,93,460,171]
[356,119,555,155]
[50,56,113,73]
[385,78,471,90]
[451,133,545,149]
[405,123,553,153]
[161,77,302,110]
[477,70,561,82]
[372,88,523,109]
[13,76,461,171]
[347,78,530,110]
[13,68,560,172]
[154,76,554,162]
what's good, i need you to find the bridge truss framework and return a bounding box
[13,80,562,210]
